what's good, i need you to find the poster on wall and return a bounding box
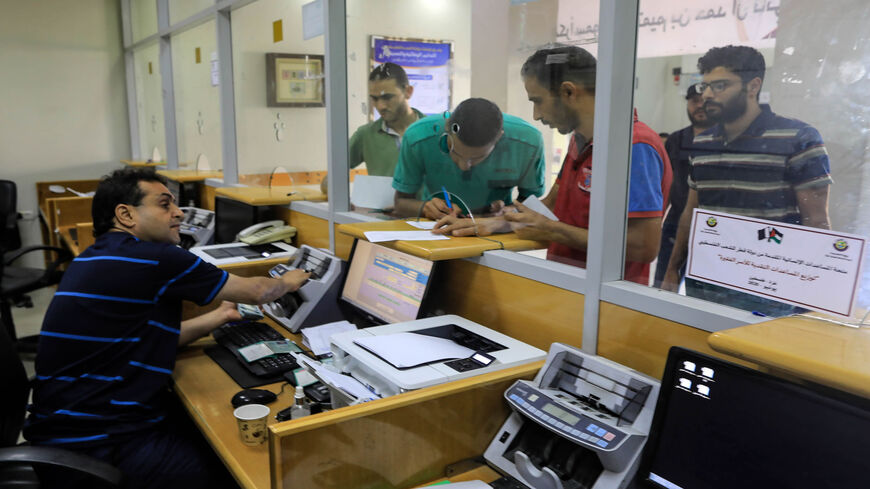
[370,36,453,117]
[556,0,779,58]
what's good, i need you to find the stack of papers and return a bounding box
[353,332,474,369]
[301,320,357,356]
[363,230,449,243]
[295,354,379,402]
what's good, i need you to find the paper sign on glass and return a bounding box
[686,209,866,317]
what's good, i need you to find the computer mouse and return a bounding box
[231,389,277,408]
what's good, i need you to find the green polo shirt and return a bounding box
[392,113,545,213]
[348,108,425,176]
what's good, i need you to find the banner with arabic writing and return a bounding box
[371,36,453,116]
[557,0,779,58]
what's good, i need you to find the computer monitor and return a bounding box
[213,196,277,244]
[637,347,870,489]
[340,239,436,326]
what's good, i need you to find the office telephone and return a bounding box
[237,220,296,245]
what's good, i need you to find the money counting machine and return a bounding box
[484,343,660,489]
[262,245,346,333]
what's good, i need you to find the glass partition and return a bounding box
[232,0,328,188]
[171,19,222,172]
[133,42,166,163]
[344,0,601,271]
[633,0,870,319]
[130,0,158,43]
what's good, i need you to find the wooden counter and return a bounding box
[120,159,167,167]
[215,185,326,205]
[708,315,870,398]
[157,169,224,182]
[337,220,546,261]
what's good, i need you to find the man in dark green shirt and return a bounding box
[321,63,423,194]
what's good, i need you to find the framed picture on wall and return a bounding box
[266,53,325,107]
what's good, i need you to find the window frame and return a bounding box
[120,0,760,356]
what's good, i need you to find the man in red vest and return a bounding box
[435,45,671,285]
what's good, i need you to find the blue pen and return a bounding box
[441,186,452,210]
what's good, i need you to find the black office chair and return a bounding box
[0,179,72,353]
[0,324,123,488]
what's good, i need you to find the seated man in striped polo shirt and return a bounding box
[662,45,833,315]
[25,168,309,489]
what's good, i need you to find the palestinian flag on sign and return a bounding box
[757,226,783,244]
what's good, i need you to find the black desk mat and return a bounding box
[204,345,285,389]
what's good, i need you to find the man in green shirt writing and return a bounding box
[321,63,423,194]
[393,97,546,219]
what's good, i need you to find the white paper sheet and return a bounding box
[350,175,396,210]
[295,355,379,401]
[363,230,449,243]
[405,221,436,230]
[301,320,357,356]
[353,332,474,369]
[522,195,559,221]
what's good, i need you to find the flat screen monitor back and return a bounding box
[638,346,870,489]
[213,196,277,244]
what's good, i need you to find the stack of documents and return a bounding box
[352,332,474,369]
[301,320,357,356]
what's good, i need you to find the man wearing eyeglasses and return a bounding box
[392,97,545,219]
[661,45,833,314]
[433,46,672,285]
[320,63,423,195]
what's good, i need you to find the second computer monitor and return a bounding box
[340,239,435,325]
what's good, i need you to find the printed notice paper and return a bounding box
[686,209,866,317]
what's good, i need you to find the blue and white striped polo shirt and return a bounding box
[24,232,228,447]
[688,105,833,224]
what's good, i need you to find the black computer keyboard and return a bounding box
[212,321,299,377]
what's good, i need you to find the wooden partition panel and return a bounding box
[45,196,93,247]
[597,301,757,379]
[429,259,584,352]
[200,183,217,211]
[269,361,541,489]
[75,222,95,251]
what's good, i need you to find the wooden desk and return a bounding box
[215,185,326,205]
[157,169,224,182]
[337,220,546,261]
[120,159,167,167]
[172,317,542,489]
[173,333,295,489]
[708,315,870,398]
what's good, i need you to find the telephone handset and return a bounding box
[237,220,297,245]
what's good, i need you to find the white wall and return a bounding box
[232,0,328,176]
[133,42,166,161]
[345,0,472,133]
[0,0,129,266]
[172,19,222,170]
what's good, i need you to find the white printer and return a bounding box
[328,315,546,399]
